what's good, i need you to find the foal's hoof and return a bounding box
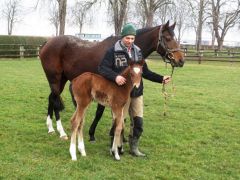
[60,135,68,140]
[71,157,77,161]
[48,130,55,134]
[118,146,124,155]
[48,131,55,135]
[110,149,121,161]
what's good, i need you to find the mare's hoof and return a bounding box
[89,136,95,142]
[60,135,68,140]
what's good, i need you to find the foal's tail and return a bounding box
[49,93,65,112]
[69,83,77,108]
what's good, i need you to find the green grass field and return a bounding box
[0,58,239,179]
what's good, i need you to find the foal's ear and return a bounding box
[128,59,134,66]
[139,59,145,66]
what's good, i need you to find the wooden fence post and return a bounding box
[198,50,203,64]
[20,46,25,58]
[36,46,40,58]
[184,48,187,56]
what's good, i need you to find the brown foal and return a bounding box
[69,60,144,161]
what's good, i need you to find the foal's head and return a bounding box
[128,60,144,88]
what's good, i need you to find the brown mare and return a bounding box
[39,21,184,140]
[70,60,144,161]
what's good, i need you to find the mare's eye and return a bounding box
[165,36,172,41]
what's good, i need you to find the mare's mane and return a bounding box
[136,26,157,35]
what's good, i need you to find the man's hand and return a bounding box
[162,76,171,84]
[115,75,126,86]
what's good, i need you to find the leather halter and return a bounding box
[156,26,182,64]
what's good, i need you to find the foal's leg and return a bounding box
[111,108,124,160]
[69,111,78,161]
[77,108,88,156]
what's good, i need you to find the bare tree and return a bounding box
[206,22,215,48]
[48,1,59,36]
[210,0,240,50]
[108,0,128,36]
[186,0,210,51]
[169,0,192,44]
[139,0,172,27]
[156,3,170,25]
[34,0,67,35]
[126,1,145,28]
[57,0,67,35]
[70,0,97,34]
[2,0,22,35]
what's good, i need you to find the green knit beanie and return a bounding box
[121,23,136,37]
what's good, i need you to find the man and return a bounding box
[98,23,171,157]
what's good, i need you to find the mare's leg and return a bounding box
[46,73,68,139]
[88,103,105,142]
[55,76,68,140]
[46,93,55,133]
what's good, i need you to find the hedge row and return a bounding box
[0,35,49,58]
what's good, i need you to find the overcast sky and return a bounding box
[0,0,113,37]
[0,0,239,43]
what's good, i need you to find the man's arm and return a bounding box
[142,62,164,83]
[98,49,119,82]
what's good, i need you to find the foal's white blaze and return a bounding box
[133,67,140,74]
[70,143,77,161]
[46,115,55,133]
[56,120,68,140]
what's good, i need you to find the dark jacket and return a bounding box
[98,40,164,97]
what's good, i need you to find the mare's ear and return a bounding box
[170,22,176,30]
[162,20,170,31]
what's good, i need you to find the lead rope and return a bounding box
[162,65,175,116]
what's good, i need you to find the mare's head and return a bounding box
[128,60,144,88]
[156,21,184,67]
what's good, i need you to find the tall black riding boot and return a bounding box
[129,136,146,157]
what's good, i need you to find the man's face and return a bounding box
[122,35,135,47]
